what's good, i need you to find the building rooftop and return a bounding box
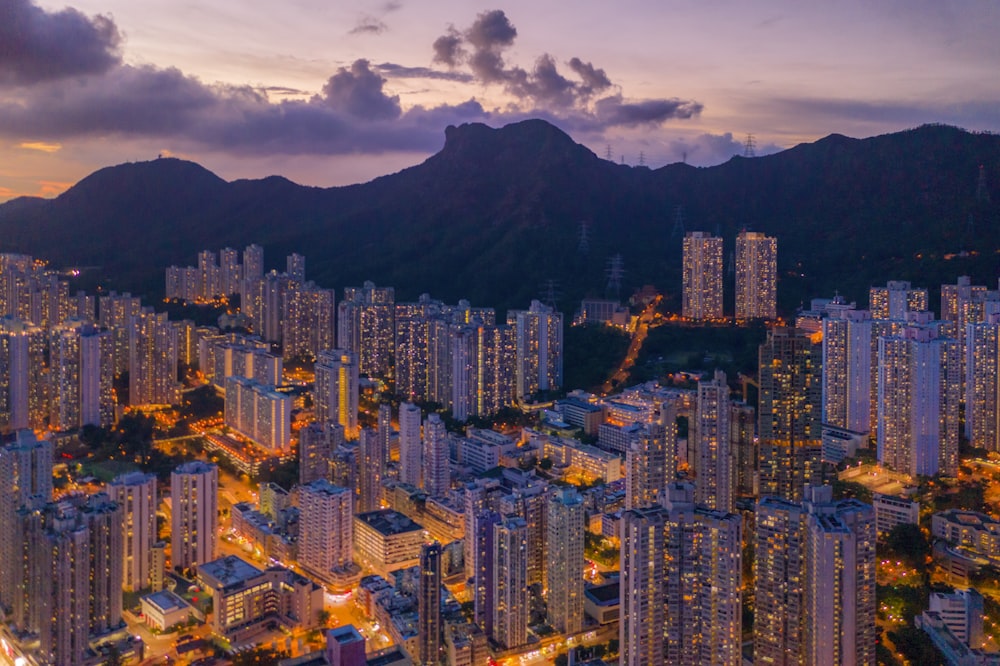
[584,581,620,605]
[143,589,188,613]
[355,509,423,537]
[198,555,263,588]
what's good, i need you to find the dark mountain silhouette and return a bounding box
[1,119,998,315]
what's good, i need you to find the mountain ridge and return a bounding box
[1,120,998,314]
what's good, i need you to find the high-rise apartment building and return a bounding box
[821,308,873,434]
[509,300,563,399]
[620,483,742,666]
[399,402,422,487]
[418,542,443,666]
[941,276,1000,425]
[170,461,218,570]
[626,420,675,510]
[731,401,757,497]
[224,376,292,450]
[49,319,113,430]
[755,487,876,666]
[877,312,960,476]
[315,349,360,439]
[966,313,1000,452]
[283,281,335,360]
[338,281,395,379]
[0,316,48,432]
[108,471,158,592]
[492,516,529,650]
[735,230,777,320]
[128,308,180,406]
[0,430,53,611]
[692,370,734,511]
[545,487,585,634]
[869,280,928,321]
[422,413,449,498]
[98,291,141,375]
[299,421,340,485]
[358,427,386,513]
[682,231,724,320]
[298,479,354,580]
[758,328,823,501]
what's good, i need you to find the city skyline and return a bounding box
[3,0,1000,201]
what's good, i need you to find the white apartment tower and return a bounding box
[545,487,585,634]
[692,370,734,511]
[399,402,423,487]
[315,349,360,439]
[966,313,1000,451]
[509,300,563,399]
[108,471,158,592]
[298,479,354,578]
[877,312,960,476]
[822,308,873,433]
[492,517,529,650]
[682,231,724,320]
[170,461,218,570]
[423,413,450,498]
[735,230,777,320]
[625,421,674,510]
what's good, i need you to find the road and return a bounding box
[601,295,662,394]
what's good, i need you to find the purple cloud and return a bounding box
[0,0,122,85]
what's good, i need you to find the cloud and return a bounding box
[19,141,61,153]
[0,0,122,85]
[432,27,465,68]
[376,62,473,82]
[663,132,783,166]
[430,9,703,129]
[320,60,400,120]
[349,16,388,36]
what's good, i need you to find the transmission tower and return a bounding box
[540,279,561,308]
[639,151,646,167]
[670,205,686,239]
[605,144,613,161]
[743,134,756,158]
[606,254,625,300]
[578,221,591,254]
[978,165,991,203]
[682,150,688,164]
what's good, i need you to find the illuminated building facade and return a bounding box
[492,516,529,649]
[758,327,823,502]
[338,281,395,379]
[418,542,443,666]
[170,461,218,569]
[422,413,449,498]
[821,308,873,433]
[49,319,114,430]
[735,230,777,320]
[128,308,180,406]
[0,316,48,432]
[314,348,360,438]
[509,300,563,399]
[298,479,354,578]
[224,376,291,450]
[625,421,674,510]
[692,370,734,511]
[108,471,158,592]
[877,312,960,476]
[682,231,724,320]
[398,402,422,487]
[868,280,927,321]
[545,487,585,634]
[966,313,1000,451]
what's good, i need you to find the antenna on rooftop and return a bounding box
[743,134,756,158]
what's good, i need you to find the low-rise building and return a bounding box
[354,510,426,577]
[197,555,323,642]
[873,493,919,535]
[140,590,196,631]
[932,510,1000,567]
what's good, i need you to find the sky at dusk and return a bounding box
[2,0,999,202]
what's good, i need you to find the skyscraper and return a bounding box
[625,421,673,510]
[399,402,423,488]
[620,483,742,666]
[108,471,158,592]
[758,327,823,501]
[422,413,449,498]
[315,349,360,439]
[755,487,876,666]
[358,428,386,513]
[966,313,1000,452]
[0,316,48,432]
[299,421,339,485]
[692,370,734,511]
[128,308,180,406]
[492,517,529,649]
[170,461,218,570]
[877,312,960,476]
[418,542,443,666]
[298,479,354,580]
[338,281,395,379]
[869,280,928,321]
[821,308,874,434]
[545,487,585,634]
[0,430,53,611]
[509,300,563,399]
[735,230,777,320]
[682,231,724,320]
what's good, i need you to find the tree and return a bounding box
[230,647,290,665]
[884,523,930,571]
[101,645,123,666]
[318,609,331,627]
